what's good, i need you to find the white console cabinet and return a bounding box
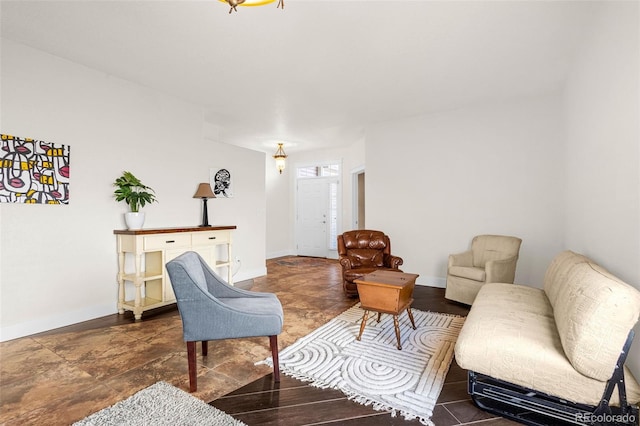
[114,226,236,320]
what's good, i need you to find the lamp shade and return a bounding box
[193,183,215,199]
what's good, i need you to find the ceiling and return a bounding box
[0,0,597,154]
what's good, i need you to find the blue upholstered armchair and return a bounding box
[166,251,283,392]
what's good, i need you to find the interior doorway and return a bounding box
[352,167,365,229]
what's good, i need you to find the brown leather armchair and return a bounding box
[337,230,403,297]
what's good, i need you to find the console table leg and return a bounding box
[117,252,125,315]
[134,253,143,310]
[133,304,143,320]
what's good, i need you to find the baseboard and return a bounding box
[266,250,296,259]
[416,276,446,288]
[0,302,116,342]
[232,266,267,283]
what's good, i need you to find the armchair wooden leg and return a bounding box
[269,335,280,382]
[202,340,208,356]
[187,341,198,392]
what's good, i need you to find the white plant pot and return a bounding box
[125,212,145,230]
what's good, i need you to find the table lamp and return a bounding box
[193,183,216,227]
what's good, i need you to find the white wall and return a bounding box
[265,153,293,259]
[202,142,267,282]
[563,1,640,374]
[366,94,566,287]
[0,39,266,341]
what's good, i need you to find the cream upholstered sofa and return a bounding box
[455,250,640,425]
[445,234,522,305]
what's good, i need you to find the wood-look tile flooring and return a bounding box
[0,256,517,425]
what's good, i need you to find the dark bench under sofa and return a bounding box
[455,250,640,425]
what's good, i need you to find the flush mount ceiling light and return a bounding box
[222,0,284,14]
[273,143,287,174]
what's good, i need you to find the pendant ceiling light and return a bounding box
[273,143,287,174]
[222,0,284,14]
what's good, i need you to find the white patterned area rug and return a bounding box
[73,381,246,426]
[261,304,465,426]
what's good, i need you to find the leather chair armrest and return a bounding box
[384,254,403,269]
[339,256,356,270]
[448,250,473,268]
[485,255,519,283]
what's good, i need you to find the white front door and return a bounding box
[296,179,328,257]
[297,178,339,257]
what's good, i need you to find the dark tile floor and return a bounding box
[0,256,516,425]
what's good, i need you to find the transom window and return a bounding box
[296,164,340,178]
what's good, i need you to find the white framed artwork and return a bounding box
[210,167,233,198]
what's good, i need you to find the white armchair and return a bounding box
[445,235,522,305]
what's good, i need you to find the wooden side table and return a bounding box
[354,270,419,350]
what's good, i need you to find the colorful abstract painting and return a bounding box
[0,134,71,204]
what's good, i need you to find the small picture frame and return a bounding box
[210,167,233,198]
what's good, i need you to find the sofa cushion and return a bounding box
[455,282,640,406]
[449,266,486,282]
[544,251,640,381]
[542,250,590,307]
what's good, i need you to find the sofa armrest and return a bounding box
[384,254,403,269]
[485,255,518,283]
[449,250,473,268]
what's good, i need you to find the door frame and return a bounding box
[351,165,365,229]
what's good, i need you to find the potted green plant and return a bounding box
[113,171,158,229]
